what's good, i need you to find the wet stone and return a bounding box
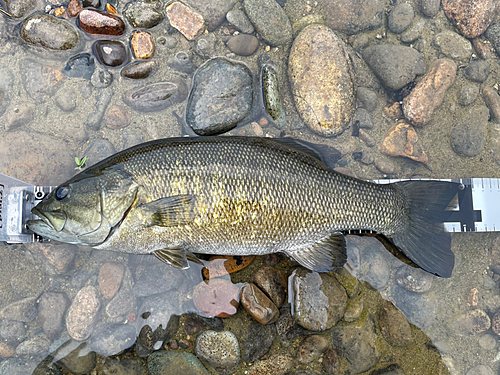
[297,335,328,364]
[21,14,80,51]
[82,0,100,8]
[195,34,216,58]
[0,297,37,322]
[460,85,479,106]
[486,24,500,58]
[122,60,158,79]
[79,9,125,36]
[101,358,147,375]
[105,271,136,319]
[184,317,205,335]
[137,294,178,340]
[380,119,428,161]
[322,348,341,375]
[64,53,95,80]
[83,138,116,165]
[391,285,437,328]
[0,320,26,341]
[247,352,294,375]
[131,30,155,59]
[388,3,414,34]
[99,262,124,299]
[275,303,312,340]
[67,0,82,17]
[16,333,51,356]
[242,321,276,363]
[227,34,259,56]
[0,67,14,117]
[354,109,375,131]
[38,292,68,339]
[464,60,490,83]
[400,18,426,43]
[123,80,187,112]
[20,59,63,103]
[183,0,235,31]
[395,266,433,293]
[93,40,130,68]
[434,30,473,62]
[322,0,384,34]
[195,330,240,375]
[241,283,279,325]
[252,266,286,308]
[91,68,113,88]
[55,342,96,374]
[5,0,36,18]
[359,245,390,290]
[5,102,35,131]
[379,301,413,347]
[54,88,76,112]
[148,350,210,375]
[90,323,136,356]
[451,106,489,157]
[442,0,499,39]
[0,342,16,358]
[226,10,254,34]
[293,14,326,36]
[193,279,240,318]
[166,2,205,40]
[186,57,253,135]
[243,0,292,46]
[421,0,440,17]
[491,308,500,335]
[483,87,500,123]
[106,105,131,129]
[124,0,163,28]
[167,51,197,74]
[86,88,114,130]
[359,129,375,147]
[133,264,185,297]
[66,285,101,341]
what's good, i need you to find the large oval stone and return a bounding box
[79,9,125,35]
[21,14,79,51]
[66,286,100,341]
[122,80,188,112]
[288,24,354,137]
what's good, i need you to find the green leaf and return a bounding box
[75,157,80,165]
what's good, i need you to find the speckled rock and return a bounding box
[195,330,240,375]
[483,87,500,123]
[292,268,347,331]
[131,30,154,59]
[227,34,259,56]
[99,263,124,299]
[247,352,294,375]
[166,2,205,40]
[243,0,292,46]
[123,0,163,28]
[297,335,329,364]
[193,279,240,318]
[67,0,82,17]
[38,292,68,339]
[0,320,26,341]
[403,59,457,126]
[289,24,354,136]
[464,60,490,82]
[16,333,51,356]
[379,301,413,347]
[20,59,63,104]
[148,350,209,375]
[400,18,426,43]
[454,309,491,336]
[123,80,188,112]
[486,24,500,58]
[442,0,499,38]
[90,323,136,356]
[242,321,276,363]
[122,60,158,79]
[21,14,80,51]
[434,30,473,62]
[79,9,125,36]
[451,106,488,157]
[322,0,384,34]
[421,0,440,17]
[388,3,414,34]
[241,283,279,325]
[66,286,100,341]
[5,0,36,18]
[489,308,500,335]
[380,119,428,163]
[252,266,287,308]
[395,266,433,293]
[466,365,495,375]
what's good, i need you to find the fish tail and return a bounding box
[388,180,460,278]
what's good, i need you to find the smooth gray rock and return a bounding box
[90,323,136,356]
[464,60,490,83]
[226,9,254,34]
[451,106,489,157]
[242,321,276,362]
[123,0,163,28]
[243,0,292,46]
[388,3,414,34]
[322,0,384,34]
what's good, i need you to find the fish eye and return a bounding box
[55,186,69,200]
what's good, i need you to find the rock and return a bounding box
[0,358,38,374]
[252,266,286,308]
[243,0,292,46]
[101,358,147,374]
[226,9,254,34]
[66,285,100,341]
[247,352,294,375]
[370,364,406,375]
[5,0,36,18]
[202,255,255,279]
[358,245,390,290]
[182,0,235,31]
[122,60,158,79]
[195,34,216,58]
[331,318,380,374]
[99,263,124,299]
[0,320,26,341]
[90,323,136,356]
[39,292,68,339]
[478,334,497,350]
[391,285,437,328]
[403,59,457,126]
[148,350,210,375]
[131,30,155,59]
[395,266,433,293]
[83,0,100,8]
[55,342,96,374]
[489,308,500,335]
[195,330,240,375]
[0,342,16,358]
[388,3,414,34]
[362,45,425,91]
[322,0,384,34]
[297,335,328,364]
[55,89,76,112]
[400,18,426,43]
[486,24,500,58]
[105,269,136,319]
[379,301,413,347]
[293,14,326,36]
[483,87,500,122]
[420,0,440,17]
[92,40,130,68]
[21,14,79,51]
[442,0,499,38]
[356,89,378,113]
[16,333,51,356]
[67,0,82,17]
[78,9,125,36]
[0,297,37,322]
[123,0,163,28]
[343,296,364,322]
[460,85,479,106]
[20,59,63,103]
[380,119,428,163]
[123,80,188,112]
[184,317,205,335]
[259,62,286,129]
[166,2,205,40]
[186,57,253,135]
[242,321,276,363]
[465,365,495,375]
[0,67,14,116]
[193,279,240,318]
[227,34,259,56]
[5,102,35,131]
[323,348,341,374]
[453,309,491,336]
[289,25,354,136]
[464,60,490,82]
[359,129,375,147]
[83,138,115,166]
[106,105,131,129]
[451,106,488,157]
[434,30,473,62]
[136,295,179,347]
[292,268,347,331]
[167,51,197,74]
[241,283,279,325]
[132,264,185,298]
[275,303,312,340]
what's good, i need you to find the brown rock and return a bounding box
[67,0,82,17]
[131,30,154,59]
[106,105,131,129]
[241,283,279,325]
[379,300,413,347]
[0,342,16,358]
[41,243,76,274]
[323,348,341,375]
[66,286,100,340]
[483,87,500,122]
[227,34,259,56]
[472,37,492,59]
[193,278,240,318]
[202,255,255,279]
[403,59,457,126]
[384,102,403,120]
[122,60,158,80]
[78,9,125,36]
[99,263,124,299]
[297,335,329,364]
[252,266,287,308]
[359,129,375,147]
[442,0,499,38]
[380,119,428,163]
[166,2,205,40]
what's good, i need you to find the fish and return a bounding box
[27,136,459,277]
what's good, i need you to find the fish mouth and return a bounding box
[31,207,67,232]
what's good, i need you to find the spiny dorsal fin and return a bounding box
[139,195,197,227]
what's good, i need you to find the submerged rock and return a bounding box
[166,1,205,40]
[380,120,428,163]
[123,80,188,112]
[78,9,125,36]
[66,286,100,341]
[195,330,240,375]
[322,0,384,34]
[243,0,292,46]
[21,14,80,51]
[123,0,163,28]
[442,0,499,38]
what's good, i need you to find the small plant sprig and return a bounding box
[74,156,87,171]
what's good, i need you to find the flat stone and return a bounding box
[358,244,390,290]
[148,351,209,375]
[167,51,197,74]
[132,263,185,298]
[123,0,163,28]
[20,59,63,103]
[122,60,158,79]
[131,30,154,59]
[421,0,440,17]
[21,14,80,51]
[442,0,499,38]
[195,330,240,375]
[93,40,129,67]
[166,2,205,40]
[15,333,51,356]
[464,60,490,83]
[183,0,235,31]
[243,0,292,46]
[241,283,279,325]
[64,53,95,80]
[297,335,329,364]
[38,292,68,339]
[483,87,500,122]
[106,105,131,129]
[99,262,124,299]
[460,84,479,106]
[356,88,378,112]
[78,9,125,36]
[85,88,115,131]
[434,30,473,62]
[466,365,495,375]
[123,80,188,112]
[391,285,437,329]
[380,119,428,163]
[105,269,136,319]
[379,301,413,347]
[55,341,96,374]
[193,279,240,318]
[395,266,433,293]
[55,89,76,112]
[66,285,100,341]
[242,321,276,363]
[252,266,286,308]
[0,297,37,322]
[453,309,491,336]
[388,3,414,34]
[403,59,457,126]
[0,342,16,358]
[227,34,259,56]
[289,24,354,136]
[400,18,426,43]
[322,0,383,34]
[451,106,489,157]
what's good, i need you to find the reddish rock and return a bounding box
[166,2,205,40]
[99,262,124,299]
[66,286,100,340]
[492,309,500,335]
[193,278,240,318]
[472,37,492,59]
[442,0,499,38]
[131,30,154,59]
[78,9,125,36]
[202,255,255,279]
[380,120,428,163]
[483,87,500,122]
[106,105,131,129]
[403,59,457,126]
[241,283,279,325]
[42,243,76,274]
[252,266,287,308]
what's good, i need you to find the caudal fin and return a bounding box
[389,181,460,278]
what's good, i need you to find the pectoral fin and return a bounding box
[284,232,347,272]
[139,195,197,227]
[154,248,204,269]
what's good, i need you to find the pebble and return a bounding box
[90,323,136,356]
[78,9,125,36]
[132,264,185,297]
[374,157,395,174]
[359,245,390,290]
[227,34,259,56]
[323,0,384,34]
[297,335,328,364]
[54,88,76,112]
[380,118,428,162]
[148,350,209,375]
[195,330,240,375]
[0,67,13,116]
[388,3,414,34]
[83,139,115,168]
[466,365,495,375]
[292,268,347,331]
[91,67,113,88]
[98,262,124,299]
[247,352,294,375]
[275,304,311,340]
[123,0,163,28]
[483,87,500,122]
[252,266,287,308]
[193,279,240,318]
[67,0,82,17]
[182,0,234,31]
[331,318,380,374]
[131,30,155,59]
[395,266,434,293]
[242,321,276,363]
[101,358,148,375]
[464,60,490,83]
[356,89,378,113]
[0,343,16,358]
[5,102,35,131]
[92,40,130,68]
[391,285,437,328]
[106,105,131,129]
[184,317,205,335]
[86,88,114,130]
[485,24,500,58]
[122,60,158,79]
[479,334,497,350]
[0,297,37,322]
[259,62,286,129]
[379,300,413,347]
[167,51,197,74]
[322,348,340,374]
[243,0,292,46]
[0,320,26,341]
[442,0,499,38]
[241,283,279,325]
[21,14,80,51]
[359,129,375,147]
[83,0,100,8]
[472,37,492,59]
[186,57,253,135]
[166,2,205,40]
[38,292,68,339]
[384,102,403,120]
[66,285,100,340]
[105,269,136,319]
[137,294,178,342]
[451,106,488,157]
[400,18,426,43]
[16,333,51,356]
[226,9,254,34]
[289,24,354,136]
[460,85,479,106]
[292,14,325,36]
[123,80,188,112]
[20,59,63,104]
[362,45,425,91]
[491,308,500,334]
[403,59,457,126]
[4,0,36,18]
[122,129,144,149]
[434,30,473,62]
[421,0,440,17]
